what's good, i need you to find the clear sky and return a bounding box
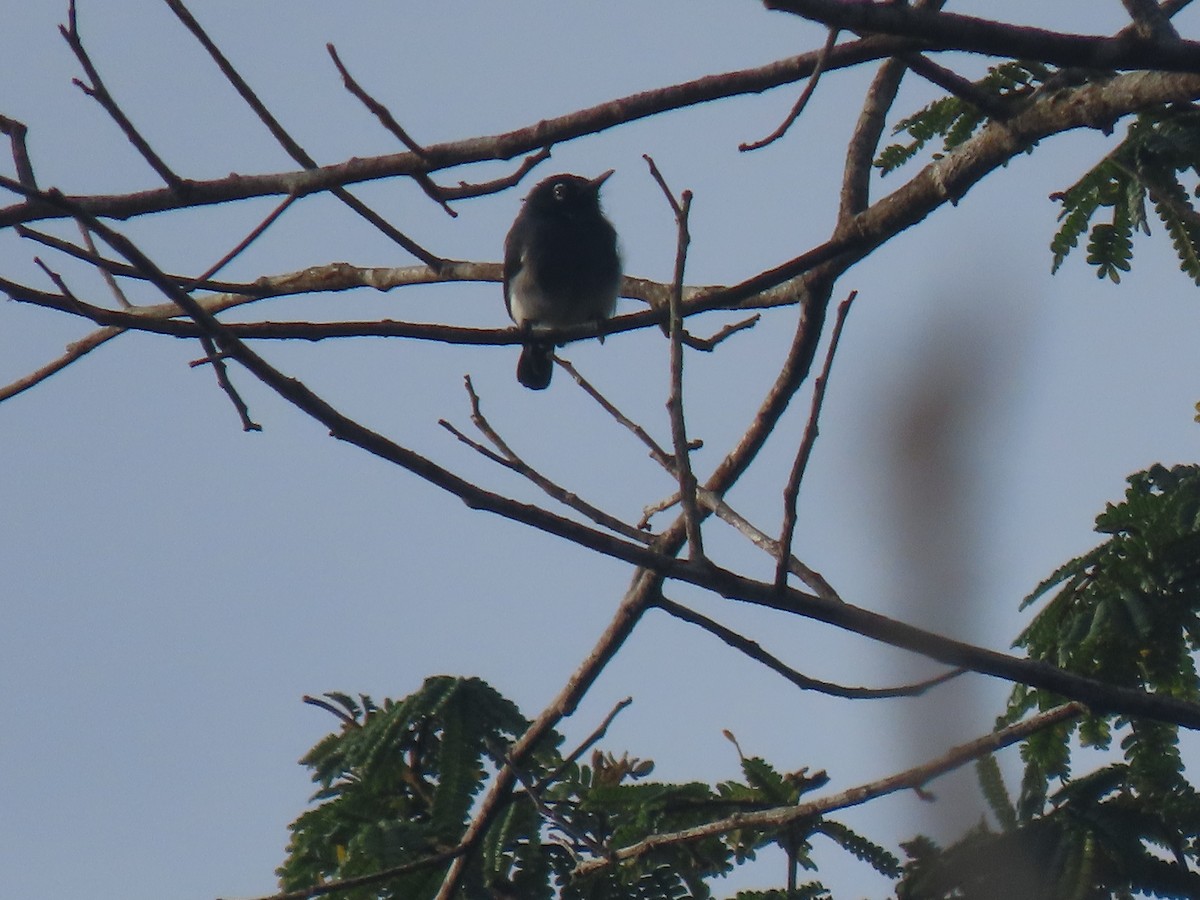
[3,3,1199,898]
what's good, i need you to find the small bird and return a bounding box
[503,170,622,390]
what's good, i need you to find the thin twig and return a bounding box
[544,696,634,786]
[740,28,840,152]
[61,1,185,192]
[684,314,760,351]
[185,192,299,289]
[434,570,660,900]
[645,155,704,560]
[560,352,840,599]
[197,333,262,432]
[557,358,675,468]
[775,290,855,589]
[0,327,123,403]
[15,226,257,294]
[574,701,1087,876]
[326,43,458,217]
[657,596,961,699]
[438,148,553,201]
[439,376,652,544]
[162,0,443,267]
[75,220,131,307]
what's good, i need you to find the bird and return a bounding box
[503,170,621,390]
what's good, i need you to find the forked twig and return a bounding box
[162,0,443,267]
[195,333,262,432]
[439,376,652,544]
[61,1,185,192]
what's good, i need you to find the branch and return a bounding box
[325,42,457,217]
[657,596,961,700]
[161,0,443,267]
[763,0,1200,71]
[740,27,840,152]
[573,702,1087,876]
[61,1,185,192]
[645,156,705,560]
[439,376,652,545]
[0,326,123,402]
[0,115,36,187]
[775,291,854,588]
[0,34,910,228]
[1121,0,1182,41]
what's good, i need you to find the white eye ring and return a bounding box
[553,183,568,200]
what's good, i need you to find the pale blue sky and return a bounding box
[3,3,1200,898]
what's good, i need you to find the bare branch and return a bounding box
[775,290,854,589]
[161,0,443,267]
[763,0,1200,71]
[740,27,840,152]
[558,358,675,469]
[187,192,299,288]
[900,53,1014,120]
[0,326,123,402]
[645,155,705,560]
[681,313,760,350]
[326,42,458,217]
[75,221,131,308]
[657,595,962,700]
[194,334,262,431]
[434,569,661,900]
[439,376,653,545]
[437,147,553,200]
[0,34,910,228]
[61,1,185,192]
[840,58,907,219]
[545,696,634,785]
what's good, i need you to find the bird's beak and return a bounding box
[590,169,615,190]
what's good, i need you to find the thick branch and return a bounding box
[0,35,909,228]
[764,0,1200,71]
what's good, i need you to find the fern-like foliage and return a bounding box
[277,680,900,899]
[895,465,1200,899]
[276,676,538,900]
[875,61,1050,175]
[1051,105,1200,283]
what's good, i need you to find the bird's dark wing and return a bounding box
[502,219,527,321]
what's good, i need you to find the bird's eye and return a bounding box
[553,182,568,201]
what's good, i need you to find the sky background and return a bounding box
[3,2,1200,898]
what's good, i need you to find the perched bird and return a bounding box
[503,170,621,390]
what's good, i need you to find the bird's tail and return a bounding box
[517,342,554,390]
